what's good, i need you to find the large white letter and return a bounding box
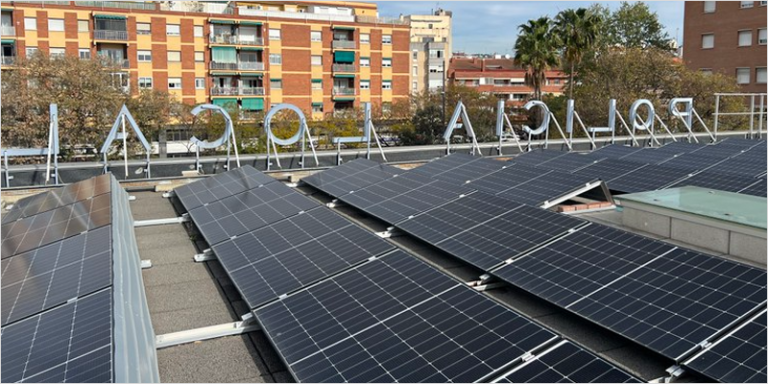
[629,99,654,131]
[522,100,550,135]
[264,103,307,146]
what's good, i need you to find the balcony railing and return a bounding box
[210,34,264,46]
[94,30,128,41]
[1,26,15,36]
[333,88,356,96]
[241,87,265,96]
[332,40,356,49]
[211,87,239,96]
[332,63,356,72]
[238,7,355,22]
[211,62,238,70]
[2,56,15,65]
[239,62,264,71]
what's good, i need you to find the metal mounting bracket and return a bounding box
[194,249,216,262]
[155,318,261,349]
[162,191,175,198]
[140,260,153,269]
[128,195,137,201]
[134,215,190,227]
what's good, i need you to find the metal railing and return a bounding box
[355,15,408,25]
[2,56,15,65]
[94,29,128,41]
[713,93,768,139]
[211,87,239,96]
[241,87,265,95]
[210,62,238,70]
[238,62,264,70]
[333,88,356,96]
[210,34,264,46]
[1,26,15,36]
[75,1,156,10]
[238,7,355,22]
[332,63,355,72]
[332,40,356,49]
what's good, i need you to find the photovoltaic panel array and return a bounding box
[188,180,319,246]
[494,222,768,362]
[495,171,600,207]
[407,152,482,178]
[536,153,604,172]
[572,159,649,183]
[739,178,767,197]
[255,250,561,383]
[429,157,509,183]
[669,171,761,194]
[2,174,112,222]
[300,158,404,197]
[396,192,587,270]
[469,163,547,194]
[589,144,644,159]
[511,148,568,165]
[493,340,641,383]
[174,165,276,211]
[211,207,395,309]
[684,310,767,383]
[607,164,691,193]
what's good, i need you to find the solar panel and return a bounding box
[679,144,747,160]
[572,159,649,183]
[739,178,767,197]
[658,152,731,173]
[704,155,768,178]
[431,157,509,183]
[715,137,764,149]
[618,148,684,165]
[470,163,551,194]
[537,153,604,172]
[495,224,768,361]
[590,144,644,159]
[684,310,767,383]
[669,171,760,193]
[174,165,276,212]
[255,250,559,383]
[301,159,404,198]
[511,149,568,165]
[493,340,641,383]
[1,226,112,326]
[2,174,112,223]
[188,181,319,246]
[397,192,587,270]
[407,153,479,178]
[1,193,112,258]
[608,164,690,193]
[212,208,394,309]
[497,170,600,207]
[1,288,113,383]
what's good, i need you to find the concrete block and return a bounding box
[621,208,671,238]
[671,218,730,255]
[181,170,200,177]
[729,232,767,267]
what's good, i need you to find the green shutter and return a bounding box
[1,39,14,44]
[239,47,263,51]
[210,72,236,76]
[312,102,323,107]
[241,98,264,111]
[333,74,355,79]
[210,19,235,24]
[94,14,126,20]
[240,21,262,26]
[311,79,323,83]
[240,73,263,77]
[212,98,238,109]
[212,47,237,63]
[332,26,355,30]
[1,7,14,11]
[334,51,355,63]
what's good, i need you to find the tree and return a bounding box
[514,17,560,100]
[554,8,602,99]
[596,2,674,51]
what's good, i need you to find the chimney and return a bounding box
[480,59,486,72]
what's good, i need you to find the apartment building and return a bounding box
[447,57,566,104]
[400,8,452,94]
[0,1,411,119]
[683,1,767,93]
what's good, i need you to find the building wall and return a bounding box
[0,1,410,119]
[683,1,767,93]
[402,9,451,94]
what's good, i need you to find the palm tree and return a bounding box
[514,17,560,100]
[554,8,601,99]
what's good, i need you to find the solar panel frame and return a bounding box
[2,174,112,223]
[668,171,760,193]
[572,159,649,183]
[430,157,509,183]
[174,165,276,212]
[607,164,691,193]
[739,178,767,197]
[496,170,601,207]
[301,159,404,198]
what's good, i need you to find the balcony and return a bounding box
[241,87,265,96]
[210,34,264,46]
[238,62,264,71]
[1,26,15,36]
[333,88,356,96]
[332,63,356,72]
[211,62,238,70]
[2,56,15,65]
[238,7,355,23]
[211,87,239,96]
[332,40,356,49]
[210,34,237,45]
[94,30,128,41]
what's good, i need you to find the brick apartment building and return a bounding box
[683,1,767,93]
[0,1,411,119]
[447,57,566,105]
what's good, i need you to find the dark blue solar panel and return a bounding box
[301,159,404,198]
[174,165,276,211]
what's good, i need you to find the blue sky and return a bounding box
[376,1,684,54]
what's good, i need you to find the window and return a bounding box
[312,103,323,113]
[195,78,205,89]
[269,53,282,65]
[168,77,182,89]
[382,34,391,44]
[137,23,150,35]
[360,80,370,89]
[269,28,281,40]
[49,48,65,58]
[762,1,767,5]
[429,65,443,73]
[756,67,766,84]
[412,81,418,90]
[759,28,767,45]
[382,58,392,67]
[412,50,418,61]
[738,30,753,46]
[194,51,204,62]
[48,19,64,32]
[311,80,322,90]
[25,47,38,57]
[741,1,754,8]
[360,57,370,67]
[701,33,714,49]
[360,33,369,44]
[194,25,203,37]
[139,77,152,89]
[736,68,751,84]
[413,65,418,75]
[703,1,716,12]
[78,20,89,32]
[429,49,443,58]
[699,68,713,75]
[167,24,180,36]
[382,80,392,90]
[311,55,322,66]
[270,79,282,89]
[79,48,90,59]
[137,50,152,62]
[311,31,321,42]
[24,17,36,31]
[167,51,181,62]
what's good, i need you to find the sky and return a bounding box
[376,1,684,55]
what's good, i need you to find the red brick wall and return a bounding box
[282,24,310,47]
[127,16,137,40]
[370,74,382,97]
[322,26,332,49]
[181,45,195,70]
[152,44,167,69]
[13,10,24,37]
[283,73,310,96]
[182,73,195,96]
[392,29,409,52]
[180,19,194,44]
[392,52,409,74]
[151,17,166,42]
[370,29,382,51]
[38,41,49,54]
[130,73,139,96]
[182,97,196,105]
[392,76,409,96]
[64,12,77,39]
[16,39,26,58]
[36,11,48,38]
[282,49,310,72]
[65,41,79,57]
[127,43,137,68]
[153,71,168,92]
